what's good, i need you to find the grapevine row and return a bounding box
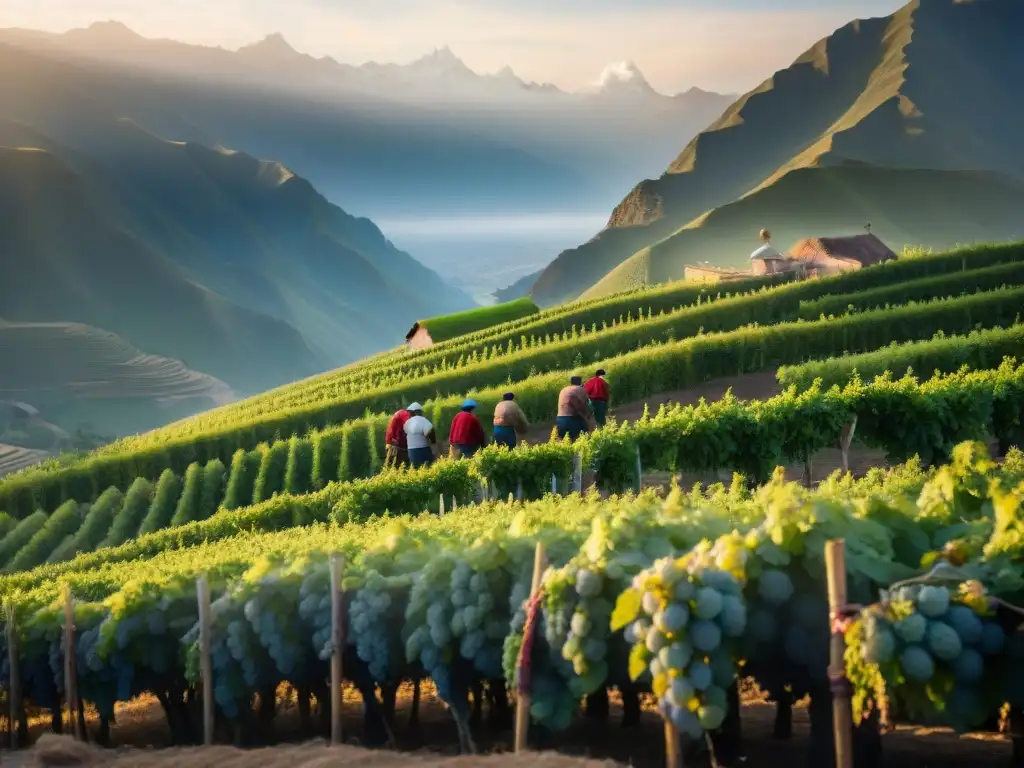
[5,279,1023,520]
[0,442,1021,758]
[2,360,1022,590]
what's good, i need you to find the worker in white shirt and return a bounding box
[403,402,437,468]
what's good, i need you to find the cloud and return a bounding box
[0,0,905,92]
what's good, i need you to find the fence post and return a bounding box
[665,720,683,768]
[330,554,346,745]
[840,416,858,474]
[196,576,214,745]
[825,540,853,768]
[572,453,583,493]
[635,446,643,493]
[551,474,558,495]
[439,494,446,516]
[515,480,523,502]
[62,586,82,740]
[802,458,813,488]
[5,605,20,749]
[514,541,547,753]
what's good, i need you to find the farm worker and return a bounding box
[556,376,597,442]
[492,392,530,448]
[384,407,411,468]
[403,403,437,468]
[449,398,487,459]
[584,369,610,427]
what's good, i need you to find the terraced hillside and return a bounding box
[0,443,48,477]
[528,0,1024,305]
[0,236,1023,763]
[0,319,235,447]
[0,239,1022,521]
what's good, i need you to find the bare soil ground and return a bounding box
[0,682,1012,768]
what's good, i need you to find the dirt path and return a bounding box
[1,683,1011,768]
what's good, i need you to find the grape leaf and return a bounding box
[611,588,642,631]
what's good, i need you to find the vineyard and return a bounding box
[1,240,1024,765]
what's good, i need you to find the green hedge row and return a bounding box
[230,240,1024,418]
[797,260,1024,320]
[778,325,1024,391]
[3,277,1024,521]
[3,359,1021,593]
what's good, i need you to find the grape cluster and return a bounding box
[625,553,747,741]
[848,582,1007,731]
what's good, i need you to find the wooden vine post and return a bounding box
[62,586,83,740]
[515,480,524,502]
[195,576,214,745]
[572,453,583,493]
[664,719,683,768]
[840,416,858,474]
[825,540,853,768]
[514,541,547,753]
[6,604,21,749]
[330,554,346,745]
[439,494,446,516]
[635,446,643,493]
[551,473,558,495]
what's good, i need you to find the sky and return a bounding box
[1,0,906,93]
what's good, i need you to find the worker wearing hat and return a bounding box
[449,398,487,459]
[403,402,437,468]
[492,392,530,449]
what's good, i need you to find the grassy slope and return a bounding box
[582,166,1024,299]
[530,0,1024,305]
[419,298,540,343]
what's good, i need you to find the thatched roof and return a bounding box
[788,233,897,267]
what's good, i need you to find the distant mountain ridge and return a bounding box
[0,24,734,219]
[527,0,1024,304]
[0,21,717,104]
[0,106,474,395]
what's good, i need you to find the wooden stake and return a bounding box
[840,416,858,474]
[62,587,82,740]
[196,576,214,745]
[664,720,683,768]
[330,554,345,745]
[515,480,523,502]
[802,458,813,488]
[439,494,446,516]
[572,453,583,493]
[514,541,547,754]
[6,606,21,750]
[551,474,558,495]
[635,446,643,492]
[825,540,853,768]
[451,496,458,511]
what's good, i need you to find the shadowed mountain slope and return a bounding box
[530,0,1024,305]
[583,165,1024,299]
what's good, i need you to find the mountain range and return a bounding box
[523,0,1024,305]
[0,23,734,218]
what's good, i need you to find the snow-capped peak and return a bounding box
[589,60,656,96]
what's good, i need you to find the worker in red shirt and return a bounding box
[384,407,412,468]
[584,369,610,427]
[448,398,487,459]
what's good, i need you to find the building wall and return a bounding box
[790,253,861,276]
[684,265,751,283]
[407,326,434,350]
